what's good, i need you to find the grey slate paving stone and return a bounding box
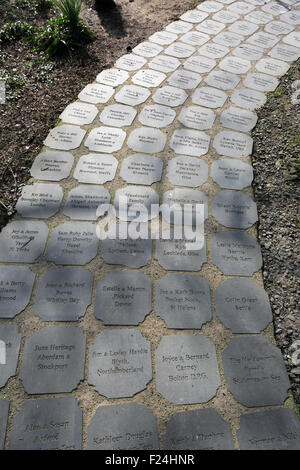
[127,127,167,154]
[99,104,137,127]
[46,222,99,265]
[148,55,181,74]
[78,83,114,104]
[153,86,188,107]
[211,158,253,190]
[213,130,253,158]
[30,150,74,182]
[115,84,151,106]
[132,69,166,88]
[264,21,294,36]
[227,1,255,14]
[196,19,225,35]
[96,68,129,87]
[214,278,272,333]
[9,397,82,450]
[167,70,202,90]
[233,43,264,60]
[20,326,86,394]
[170,129,210,157]
[212,10,240,23]
[132,41,163,58]
[197,1,223,13]
[88,329,152,398]
[183,55,216,74]
[247,31,279,49]
[222,336,290,407]
[114,186,159,222]
[165,20,193,34]
[149,30,178,45]
[59,102,98,125]
[220,107,257,132]
[230,88,267,110]
[34,267,93,321]
[213,31,243,47]
[155,334,221,404]
[205,70,240,91]
[0,400,9,450]
[212,190,258,228]
[211,230,262,276]
[138,104,176,128]
[198,43,230,59]
[192,86,228,109]
[115,54,147,71]
[180,31,210,47]
[155,237,207,271]
[101,238,152,269]
[120,154,163,185]
[261,1,287,15]
[280,10,300,26]
[180,9,209,23]
[44,125,86,151]
[85,127,126,153]
[237,409,300,450]
[87,403,159,450]
[164,42,196,58]
[155,274,211,329]
[162,408,235,450]
[94,270,152,325]
[244,10,273,25]
[74,153,118,185]
[255,58,289,76]
[228,20,259,36]
[166,156,209,188]
[243,73,279,92]
[16,183,63,219]
[162,188,208,224]
[0,323,21,389]
[178,106,216,131]
[0,220,49,263]
[218,56,251,75]
[0,266,35,319]
[268,43,300,62]
[283,31,300,49]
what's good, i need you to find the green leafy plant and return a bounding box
[0,21,37,44]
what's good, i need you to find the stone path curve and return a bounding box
[0,0,300,450]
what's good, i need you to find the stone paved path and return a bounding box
[0,0,300,450]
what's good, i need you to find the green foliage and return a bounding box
[54,0,82,31]
[0,21,37,44]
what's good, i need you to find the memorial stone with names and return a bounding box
[167,70,202,90]
[213,31,243,47]
[96,68,129,87]
[99,104,137,127]
[220,107,257,132]
[148,55,181,74]
[180,9,209,23]
[170,129,210,156]
[74,153,118,185]
[211,158,253,189]
[0,323,21,388]
[192,86,228,108]
[198,43,230,59]
[255,57,290,76]
[162,188,209,223]
[149,31,178,46]
[219,56,251,74]
[264,21,294,36]
[233,43,264,60]
[247,31,279,49]
[165,21,193,34]
[178,106,216,131]
[183,55,216,74]
[153,86,188,107]
[120,154,163,185]
[44,125,86,151]
[181,31,210,47]
[0,266,35,319]
[212,190,258,228]
[205,70,241,91]
[243,73,279,91]
[115,54,147,71]
[213,130,253,158]
[228,20,259,36]
[115,85,151,106]
[244,10,273,25]
[78,84,114,104]
[230,88,267,110]
[196,19,225,35]
[132,41,163,58]
[155,237,207,271]
[268,43,300,62]
[164,42,196,59]
[212,10,240,23]
[138,104,176,129]
[114,186,159,222]
[197,1,223,13]
[16,183,63,219]
[59,102,98,126]
[166,156,209,188]
[101,238,152,269]
[85,127,126,153]
[30,151,74,182]
[127,127,167,154]
[132,69,166,88]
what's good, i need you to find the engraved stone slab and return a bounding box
[44,125,86,151]
[228,20,258,36]
[88,329,152,398]
[212,190,257,228]
[192,86,227,109]
[163,188,208,224]
[162,409,235,450]
[138,104,176,128]
[222,336,290,407]
[211,158,253,189]
[20,326,85,394]
[184,55,216,74]
[0,400,9,449]
[101,238,152,268]
[213,31,243,47]
[247,32,279,49]
[198,43,230,58]
[132,41,163,58]
[261,1,287,15]
[115,85,151,106]
[16,183,63,219]
[220,107,257,132]
[219,56,251,74]
[148,55,181,73]
[155,274,211,329]
[63,185,110,220]
[180,9,209,23]
[231,88,267,110]
[132,69,166,88]
[237,409,300,450]
[196,19,225,35]
[127,127,167,154]
[78,84,114,104]
[255,57,289,76]
[197,1,223,13]
[100,104,137,127]
[264,21,294,36]
[87,403,159,450]
[268,43,300,62]
[0,220,49,263]
[233,43,264,60]
[85,127,126,153]
[0,266,35,319]
[228,1,255,13]
[280,10,300,26]
[215,278,272,333]
[59,102,98,125]
[178,106,216,130]
[205,71,240,91]
[96,68,129,87]
[170,129,210,157]
[153,86,188,107]
[114,186,159,222]
[94,271,152,325]
[243,73,279,91]
[211,230,262,276]
[30,151,74,181]
[155,237,207,271]
[213,131,253,158]
[46,222,99,265]
[0,323,21,388]
[166,156,209,188]
[9,397,82,450]
[244,10,273,25]
[74,153,118,185]
[155,334,221,404]
[115,54,147,71]
[149,31,178,45]
[34,267,92,322]
[212,10,240,23]
[167,70,202,90]
[164,42,196,58]
[165,20,193,34]
[283,31,300,49]
[181,31,210,47]
[120,154,163,185]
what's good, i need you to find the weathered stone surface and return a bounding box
[149,31,178,45]
[164,42,196,58]
[280,10,300,26]
[85,127,126,153]
[133,41,163,58]
[34,267,93,322]
[16,183,63,219]
[0,220,49,263]
[264,21,294,36]
[153,86,188,107]
[268,43,300,62]
[255,58,289,76]
[166,156,209,188]
[213,131,253,158]
[155,334,221,404]
[96,68,129,87]
[222,336,290,407]
[198,43,230,58]
[46,222,99,265]
[219,56,251,74]
[0,266,35,319]
[30,151,74,181]
[94,271,152,325]
[215,278,272,333]
[132,69,166,88]
[138,104,176,128]
[181,31,210,47]
[148,55,181,73]
[87,403,159,450]
[179,106,215,131]
[115,85,151,106]
[230,88,266,110]
[44,125,86,151]
[211,230,262,276]
[211,158,253,189]
[162,409,235,450]
[228,20,258,36]
[167,70,202,90]
[261,1,287,15]
[212,190,258,228]
[220,107,257,132]
[205,70,240,91]
[233,43,264,60]
[20,326,86,394]
[237,409,300,450]
[74,153,118,185]
[243,73,279,91]
[88,329,152,398]
[197,1,223,13]
[196,19,225,35]
[115,54,147,71]
[114,186,159,222]
[59,102,98,125]
[100,104,137,127]
[156,237,207,271]
[0,400,9,450]
[9,397,82,450]
[247,31,279,49]
[78,83,114,104]
[162,188,208,223]
[170,129,210,156]
[101,238,152,268]
[184,55,216,74]
[213,31,243,47]
[120,154,163,185]
[0,323,21,388]
[212,10,240,23]
[192,86,227,109]
[180,9,208,23]
[155,274,211,329]
[244,10,273,25]
[127,127,167,153]
[228,1,254,14]
[165,20,193,34]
